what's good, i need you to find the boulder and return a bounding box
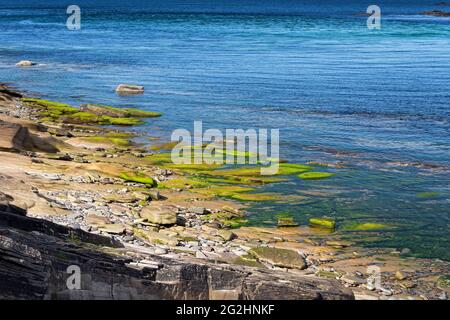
[249,247,307,270]
[16,60,37,67]
[115,84,144,95]
[140,205,177,225]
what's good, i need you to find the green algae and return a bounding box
[416,192,440,198]
[158,177,208,189]
[106,116,144,126]
[82,136,130,147]
[298,172,335,180]
[343,222,390,231]
[164,163,222,172]
[119,172,156,186]
[232,254,265,268]
[22,98,147,126]
[104,132,135,139]
[278,163,312,174]
[143,153,173,165]
[192,185,254,197]
[231,193,280,202]
[203,176,286,186]
[222,217,249,229]
[205,163,311,178]
[316,270,341,279]
[437,275,450,288]
[82,104,161,118]
[309,217,336,230]
[22,98,78,113]
[149,141,179,151]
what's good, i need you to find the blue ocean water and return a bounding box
[0,1,449,259]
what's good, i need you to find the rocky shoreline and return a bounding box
[0,84,448,300]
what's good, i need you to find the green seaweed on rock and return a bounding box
[81,104,161,118]
[119,172,156,186]
[309,217,336,230]
[416,192,440,198]
[342,222,390,231]
[298,172,335,180]
[22,98,79,114]
[231,193,281,202]
[82,136,131,147]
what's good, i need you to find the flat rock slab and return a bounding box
[249,246,307,270]
[0,120,29,150]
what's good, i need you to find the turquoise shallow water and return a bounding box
[0,1,449,260]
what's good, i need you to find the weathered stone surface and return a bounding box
[115,84,144,95]
[249,247,307,270]
[140,205,177,225]
[0,192,27,216]
[0,208,353,300]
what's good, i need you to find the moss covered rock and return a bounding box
[277,216,299,227]
[119,172,156,186]
[343,222,389,231]
[81,104,161,118]
[309,217,336,230]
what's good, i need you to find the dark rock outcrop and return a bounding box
[0,202,354,300]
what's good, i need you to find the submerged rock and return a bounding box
[277,216,299,228]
